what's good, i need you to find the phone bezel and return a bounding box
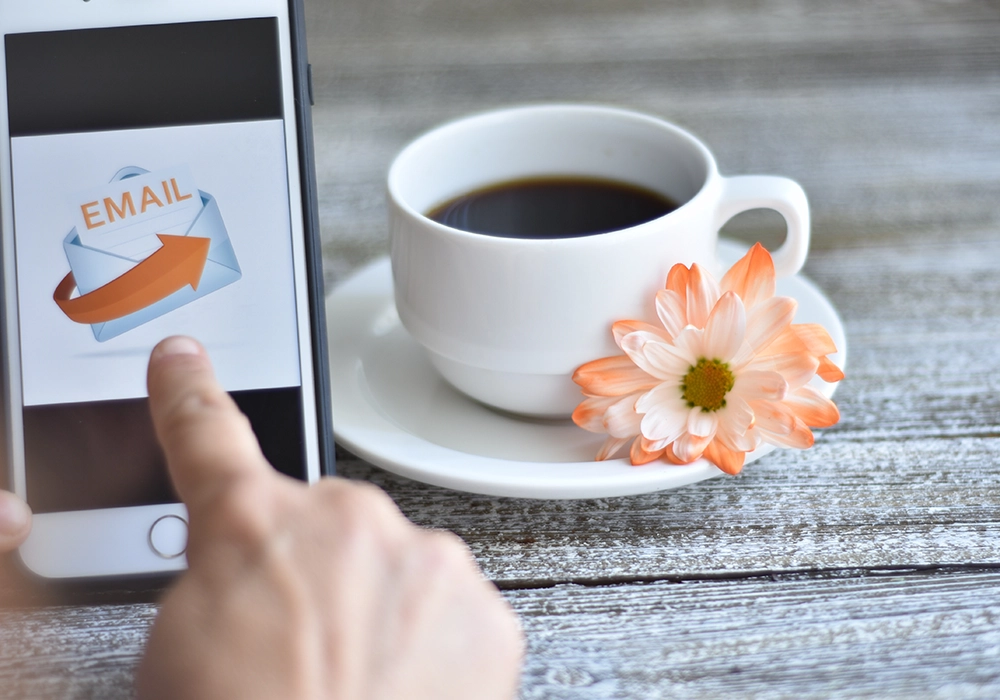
[0,0,334,580]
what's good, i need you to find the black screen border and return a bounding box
[4,17,284,136]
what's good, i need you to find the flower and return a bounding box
[571,243,843,475]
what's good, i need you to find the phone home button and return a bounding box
[149,515,188,559]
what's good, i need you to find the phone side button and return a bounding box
[149,515,188,559]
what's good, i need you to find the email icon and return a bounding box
[53,166,242,342]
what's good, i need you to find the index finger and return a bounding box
[146,336,272,517]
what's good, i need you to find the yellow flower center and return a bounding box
[682,358,735,412]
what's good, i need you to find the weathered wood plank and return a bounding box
[3,570,1000,699]
[307,0,1000,285]
[0,603,155,700]
[513,570,1000,699]
[335,434,1000,585]
[314,93,1000,289]
[2,0,1000,696]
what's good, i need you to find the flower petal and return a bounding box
[654,289,688,339]
[663,442,692,465]
[630,437,665,465]
[687,406,718,438]
[637,389,689,443]
[573,355,658,397]
[747,351,820,390]
[785,419,816,449]
[703,291,746,362]
[635,383,682,414]
[717,395,755,439]
[669,327,704,366]
[612,319,671,348]
[720,242,776,310]
[672,431,713,463]
[603,393,643,438]
[665,263,690,299]
[817,356,846,383]
[750,399,795,437]
[643,341,696,377]
[685,264,720,329]
[703,439,746,475]
[760,324,844,382]
[761,416,815,449]
[643,436,673,452]
[789,323,838,357]
[596,436,631,461]
[731,369,787,402]
[755,326,806,357]
[716,416,758,452]
[571,395,618,433]
[785,385,841,428]
[745,296,798,354]
[620,332,677,380]
[728,339,757,371]
[752,400,816,449]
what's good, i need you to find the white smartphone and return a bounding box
[0,0,334,579]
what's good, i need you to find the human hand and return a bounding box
[136,336,523,700]
[0,490,31,554]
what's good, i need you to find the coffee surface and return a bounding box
[427,176,678,239]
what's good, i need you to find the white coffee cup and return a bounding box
[388,104,809,417]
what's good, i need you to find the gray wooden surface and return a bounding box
[3,0,1000,697]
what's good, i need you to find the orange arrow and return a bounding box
[54,235,211,325]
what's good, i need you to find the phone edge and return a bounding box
[288,0,335,478]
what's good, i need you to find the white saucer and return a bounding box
[327,240,846,499]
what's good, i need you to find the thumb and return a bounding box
[146,336,272,518]
[0,490,31,553]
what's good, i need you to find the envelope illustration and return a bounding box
[53,166,241,342]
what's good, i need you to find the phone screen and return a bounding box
[3,18,320,514]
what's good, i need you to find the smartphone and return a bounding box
[0,0,334,579]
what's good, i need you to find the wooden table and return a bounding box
[3,0,1000,696]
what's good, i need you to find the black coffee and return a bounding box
[426,176,678,239]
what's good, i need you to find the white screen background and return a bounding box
[11,120,302,406]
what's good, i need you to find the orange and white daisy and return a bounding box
[572,243,843,475]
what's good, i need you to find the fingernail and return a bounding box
[0,491,31,536]
[155,336,203,358]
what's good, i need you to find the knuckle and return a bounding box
[316,478,404,530]
[413,530,524,660]
[158,393,261,477]
[302,479,402,552]
[419,529,477,576]
[320,478,394,507]
[199,477,274,552]
[158,383,239,443]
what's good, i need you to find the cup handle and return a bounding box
[714,175,810,278]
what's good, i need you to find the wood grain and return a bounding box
[0,603,154,700]
[4,571,1000,699]
[3,0,1000,696]
[336,433,1000,585]
[513,570,1000,698]
[308,0,1000,283]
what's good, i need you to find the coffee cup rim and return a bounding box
[387,103,720,244]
